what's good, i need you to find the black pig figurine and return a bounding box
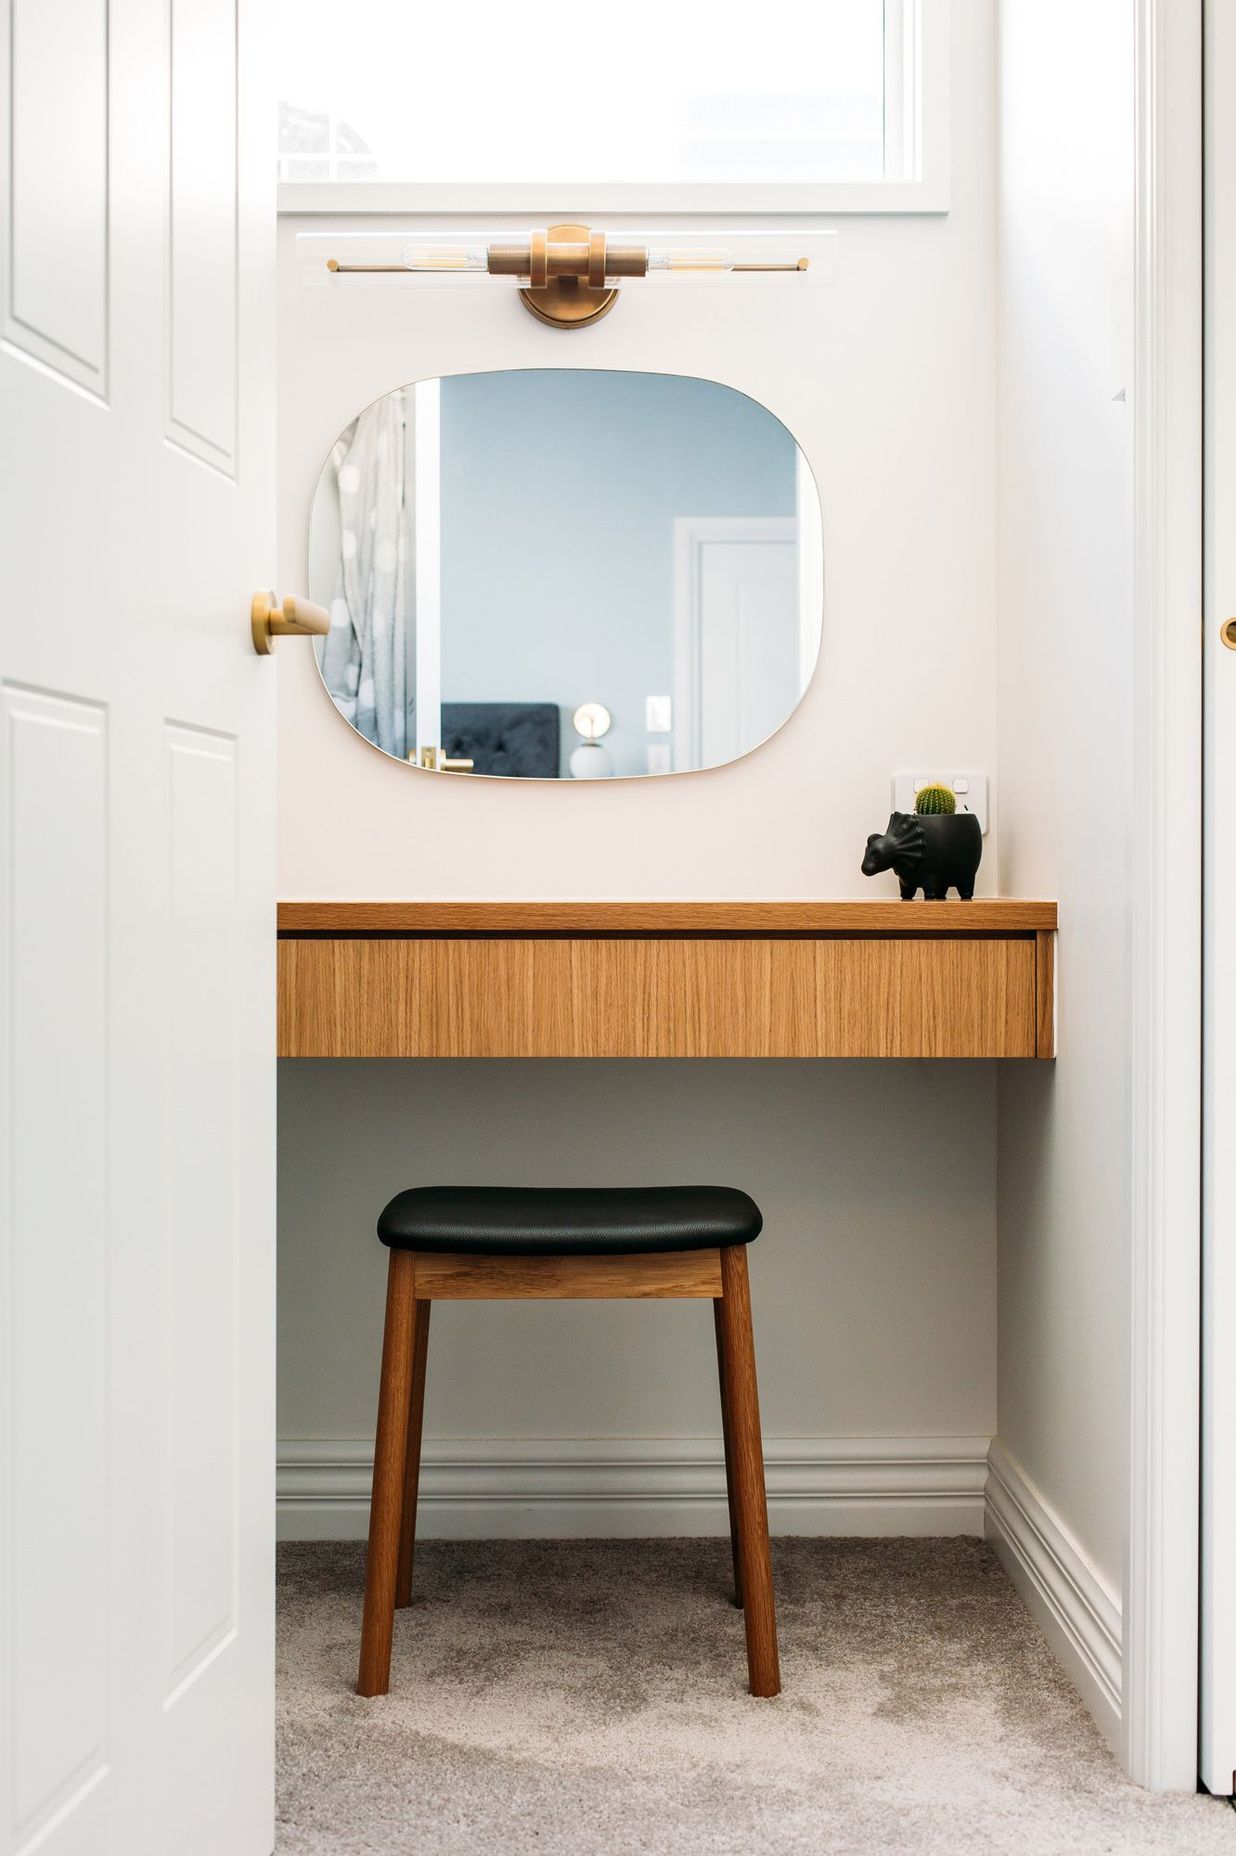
[862,810,982,900]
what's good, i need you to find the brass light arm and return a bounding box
[325,224,811,327]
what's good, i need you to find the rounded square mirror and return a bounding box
[309,369,822,778]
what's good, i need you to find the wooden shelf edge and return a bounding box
[277,899,1059,936]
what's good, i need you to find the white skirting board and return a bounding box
[985,1439,1122,1753]
[277,1435,990,1542]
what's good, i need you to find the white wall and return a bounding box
[991,0,1134,1683]
[275,5,1001,1535]
[276,11,998,901]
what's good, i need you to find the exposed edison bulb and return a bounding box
[645,248,734,274]
[400,242,489,273]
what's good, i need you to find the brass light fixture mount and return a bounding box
[325,226,811,329]
[515,223,624,328]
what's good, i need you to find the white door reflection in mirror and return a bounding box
[308,369,823,779]
[412,378,442,767]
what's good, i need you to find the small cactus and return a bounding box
[915,782,956,816]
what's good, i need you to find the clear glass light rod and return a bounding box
[387,240,809,281]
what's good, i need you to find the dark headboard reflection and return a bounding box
[441,703,560,779]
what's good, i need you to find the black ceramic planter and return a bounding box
[861,810,983,900]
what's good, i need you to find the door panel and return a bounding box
[0,2,276,1851]
[164,725,241,1699]
[699,539,800,763]
[673,518,799,770]
[168,0,238,469]
[2,687,110,1853]
[4,0,109,392]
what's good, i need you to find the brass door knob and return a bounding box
[251,590,331,655]
[1222,618,1236,650]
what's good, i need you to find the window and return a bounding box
[276,0,949,213]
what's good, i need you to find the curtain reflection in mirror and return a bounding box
[317,391,408,760]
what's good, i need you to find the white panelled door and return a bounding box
[673,518,800,770]
[1204,0,1236,1800]
[0,3,276,1854]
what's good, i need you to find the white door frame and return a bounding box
[273,3,1205,1787]
[1201,0,1236,1796]
[412,377,443,762]
[1124,0,1203,1791]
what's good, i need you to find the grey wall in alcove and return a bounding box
[278,1056,997,1457]
[438,370,797,776]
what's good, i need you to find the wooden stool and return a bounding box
[356,1185,780,1700]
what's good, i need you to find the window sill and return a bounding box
[276,180,950,219]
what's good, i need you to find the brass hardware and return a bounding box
[325,227,811,329]
[251,590,331,656]
[414,746,475,773]
[1223,618,1236,650]
[519,223,620,329]
[528,227,549,291]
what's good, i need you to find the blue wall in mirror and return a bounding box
[439,370,797,776]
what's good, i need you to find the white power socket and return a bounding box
[892,770,989,834]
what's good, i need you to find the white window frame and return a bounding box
[277,0,950,218]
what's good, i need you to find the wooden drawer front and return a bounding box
[279,936,1039,1059]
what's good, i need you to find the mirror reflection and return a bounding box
[309,369,822,778]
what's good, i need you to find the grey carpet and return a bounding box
[277,1538,1234,1855]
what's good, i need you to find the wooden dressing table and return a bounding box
[278,900,1056,1060]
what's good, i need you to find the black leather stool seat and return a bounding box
[377,1185,763,1257]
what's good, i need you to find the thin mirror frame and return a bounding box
[306,366,825,781]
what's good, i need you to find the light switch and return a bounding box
[646,695,672,733]
[892,769,989,833]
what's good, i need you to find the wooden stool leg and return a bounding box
[717,1244,780,1697]
[713,1299,743,1608]
[395,1299,431,1608]
[357,1250,416,1697]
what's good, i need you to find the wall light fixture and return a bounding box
[325,222,812,329]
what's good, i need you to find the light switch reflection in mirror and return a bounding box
[308,368,823,780]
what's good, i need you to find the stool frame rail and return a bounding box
[355,1243,780,1699]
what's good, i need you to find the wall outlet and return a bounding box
[892,769,989,834]
[646,743,672,775]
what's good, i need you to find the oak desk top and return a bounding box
[277,901,1057,1061]
[278,899,1057,936]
